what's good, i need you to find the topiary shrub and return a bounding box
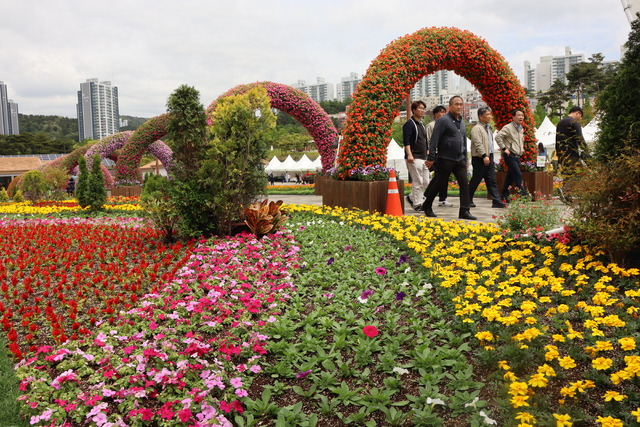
[42,166,70,201]
[20,170,50,203]
[88,154,107,211]
[75,156,91,208]
[568,148,640,267]
[0,187,9,202]
[13,189,24,203]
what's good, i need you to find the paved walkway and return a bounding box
[272,193,510,224]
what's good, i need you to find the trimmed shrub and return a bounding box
[20,170,50,203]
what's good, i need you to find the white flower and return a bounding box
[426,397,445,406]
[400,281,409,287]
[479,411,497,425]
[424,283,433,289]
[464,397,479,408]
[404,266,411,274]
[392,367,409,375]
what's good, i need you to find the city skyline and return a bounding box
[1,0,633,118]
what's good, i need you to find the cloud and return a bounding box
[1,0,631,117]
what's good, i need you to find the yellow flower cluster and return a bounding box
[284,203,640,425]
[0,199,142,215]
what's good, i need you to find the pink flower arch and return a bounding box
[207,82,338,171]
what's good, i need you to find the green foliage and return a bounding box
[140,173,170,202]
[75,155,105,210]
[0,132,76,155]
[42,166,70,201]
[0,187,9,202]
[118,115,150,131]
[17,113,78,140]
[12,189,24,203]
[493,195,563,238]
[533,103,546,127]
[199,86,276,236]
[596,14,640,160]
[165,84,209,181]
[538,80,570,120]
[140,173,177,242]
[75,156,90,208]
[567,149,640,267]
[0,337,29,427]
[20,170,50,203]
[88,154,107,211]
[318,98,351,115]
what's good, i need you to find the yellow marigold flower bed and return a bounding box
[285,203,640,425]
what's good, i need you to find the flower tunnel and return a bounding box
[114,82,338,184]
[337,26,537,179]
[206,82,338,171]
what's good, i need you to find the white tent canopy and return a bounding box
[264,156,284,172]
[583,118,599,146]
[295,154,316,171]
[535,116,557,155]
[278,154,301,172]
[386,138,409,180]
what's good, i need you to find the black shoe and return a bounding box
[413,205,423,212]
[469,202,476,208]
[459,210,477,220]
[406,195,413,205]
[492,202,506,208]
[423,207,437,218]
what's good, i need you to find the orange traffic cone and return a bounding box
[385,169,404,216]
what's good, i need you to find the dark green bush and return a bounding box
[568,149,640,267]
[20,170,49,203]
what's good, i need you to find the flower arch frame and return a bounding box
[207,82,338,172]
[86,131,173,182]
[115,114,171,185]
[338,26,537,179]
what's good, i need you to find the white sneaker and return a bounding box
[438,200,454,207]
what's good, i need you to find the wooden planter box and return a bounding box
[111,185,143,198]
[496,171,553,200]
[322,179,405,214]
[314,175,330,196]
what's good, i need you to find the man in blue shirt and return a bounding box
[423,96,476,220]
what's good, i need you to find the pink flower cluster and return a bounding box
[16,231,301,426]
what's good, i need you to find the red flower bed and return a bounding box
[0,218,194,359]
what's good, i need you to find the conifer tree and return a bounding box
[596,12,640,159]
[75,156,90,208]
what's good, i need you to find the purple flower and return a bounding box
[396,292,406,300]
[396,255,407,266]
[296,370,312,379]
[327,257,334,265]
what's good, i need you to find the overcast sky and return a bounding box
[1,0,633,118]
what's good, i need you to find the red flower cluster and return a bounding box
[0,219,193,359]
[338,26,537,179]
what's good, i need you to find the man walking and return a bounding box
[403,100,429,211]
[425,105,453,207]
[496,108,528,202]
[423,96,476,220]
[556,106,588,170]
[469,107,505,208]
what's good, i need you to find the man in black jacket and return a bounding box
[423,96,476,220]
[556,106,588,170]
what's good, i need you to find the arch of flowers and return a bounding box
[85,131,173,176]
[337,26,537,179]
[115,82,339,184]
[115,114,171,185]
[206,82,338,172]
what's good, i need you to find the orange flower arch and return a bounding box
[338,26,537,179]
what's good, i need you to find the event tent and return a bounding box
[386,138,409,180]
[264,156,284,172]
[535,116,558,156]
[295,154,317,171]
